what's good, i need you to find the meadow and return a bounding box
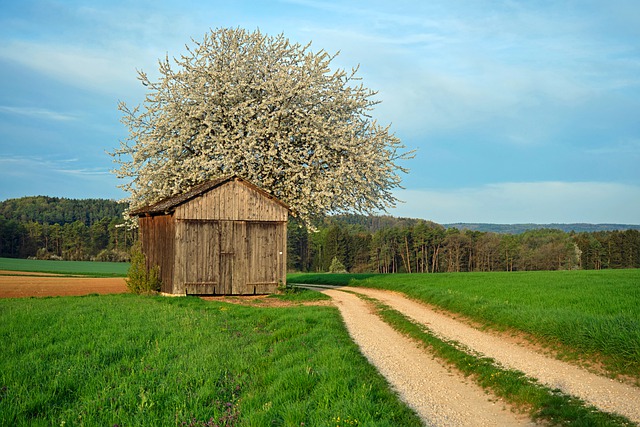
[3,259,638,425]
[0,293,421,426]
[289,269,640,378]
[0,257,129,277]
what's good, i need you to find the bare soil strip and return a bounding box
[0,275,127,298]
[318,287,535,426]
[0,270,73,276]
[307,285,640,425]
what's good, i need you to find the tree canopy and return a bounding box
[111,27,413,223]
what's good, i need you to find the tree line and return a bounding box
[0,197,135,261]
[2,197,639,271]
[287,215,640,272]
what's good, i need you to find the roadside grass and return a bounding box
[361,295,635,427]
[0,257,129,277]
[288,273,376,287]
[288,270,640,378]
[269,286,332,302]
[0,294,421,426]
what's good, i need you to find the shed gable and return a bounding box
[174,179,288,221]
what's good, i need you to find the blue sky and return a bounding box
[1,0,639,224]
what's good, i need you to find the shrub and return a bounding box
[94,249,130,262]
[329,256,347,273]
[126,242,161,294]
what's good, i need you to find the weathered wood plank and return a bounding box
[185,283,217,295]
[139,177,288,296]
[175,179,287,222]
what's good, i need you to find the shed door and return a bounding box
[219,221,247,295]
[179,221,220,295]
[246,222,285,293]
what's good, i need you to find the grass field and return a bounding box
[0,257,129,277]
[288,269,640,378]
[0,294,421,426]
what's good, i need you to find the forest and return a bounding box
[1,197,638,271]
[0,196,135,261]
[288,215,640,273]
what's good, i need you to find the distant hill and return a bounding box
[443,223,640,234]
[0,196,126,226]
[2,196,637,235]
[324,214,640,234]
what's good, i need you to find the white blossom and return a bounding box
[110,28,413,225]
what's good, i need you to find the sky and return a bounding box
[1,0,639,224]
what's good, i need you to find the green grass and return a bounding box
[268,285,332,303]
[0,294,421,426]
[364,295,634,426]
[288,270,640,378]
[0,257,129,277]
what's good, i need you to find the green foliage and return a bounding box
[3,195,639,271]
[94,248,130,262]
[287,216,640,273]
[0,295,421,426]
[289,269,640,378]
[0,197,135,260]
[126,243,161,294]
[288,272,376,286]
[0,196,126,225]
[0,257,129,277]
[329,256,347,273]
[270,283,331,303]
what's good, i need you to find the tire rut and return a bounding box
[345,286,640,424]
[314,286,536,427]
[305,284,640,426]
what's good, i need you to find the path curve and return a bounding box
[318,287,535,426]
[306,285,640,426]
[347,286,640,424]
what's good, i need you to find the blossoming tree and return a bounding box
[111,27,412,224]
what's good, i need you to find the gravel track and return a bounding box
[305,284,640,426]
[316,287,536,426]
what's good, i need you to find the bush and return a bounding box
[329,256,347,273]
[94,249,130,262]
[35,248,63,260]
[126,242,161,294]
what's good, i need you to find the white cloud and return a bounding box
[390,182,640,224]
[0,156,109,176]
[0,40,145,95]
[54,168,111,176]
[0,105,78,121]
[586,138,640,155]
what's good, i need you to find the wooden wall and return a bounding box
[246,221,286,294]
[173,220,221,295]
[173,220,286,295]
[138,178,288,296]
[174,179,287,222]
[138,215,175,294]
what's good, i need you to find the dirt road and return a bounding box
[304,284,640,427]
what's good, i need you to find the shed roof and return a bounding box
[130,175,289,217]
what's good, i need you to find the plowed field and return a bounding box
[0,271,127,298]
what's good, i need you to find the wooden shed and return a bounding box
[130,176,289,296]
